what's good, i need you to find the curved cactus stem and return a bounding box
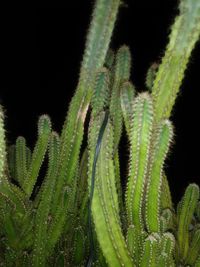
[88,113,134,267]
[145,120,173,233]
[0,181,27,215]
[177,183,200,260]
[22,115,51,197]
[32,132,60,267]
[152,0,200,122]
[125,93,153,231]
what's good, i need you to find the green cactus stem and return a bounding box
[88,113,133,267]
[45,2,121,254]
[145,120,173,233]
[32,132,60,266]
[177,183,199,261]
[22,115,51,197]
[152,0,200,122]
[15,137,27,187]
[125,93,153,231]
[140,234,160,267]
[157,233,175,266]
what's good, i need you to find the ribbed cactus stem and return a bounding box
[177,183,199,260]
[22,115,51,197]
[0,0,199,265]
[140,234,160,267]
[80,0,121,85]
[110,45,132,148]
[158,233,175,266]
[48,2,121,251]
[88,113,133,267]
[152,0,200,122]
[32,132,60,266]
[145,120,173,233]
[125,93,153,231]
[126,225,146,265]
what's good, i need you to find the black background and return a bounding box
[1,1,200,203]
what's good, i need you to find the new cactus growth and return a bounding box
[0,0,200,266]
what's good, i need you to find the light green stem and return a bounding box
[152,0,200,122]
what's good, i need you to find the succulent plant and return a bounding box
[0,0,200,266]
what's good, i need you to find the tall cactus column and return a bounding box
[152,0,200,122]
[45,0,122,257]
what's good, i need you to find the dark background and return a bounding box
[1,1,200,203]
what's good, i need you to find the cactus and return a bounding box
[0,0,200,266]
[125,93,153,231]
[177,184,199,261]
[152,0,200,122]
[145,120,173,233]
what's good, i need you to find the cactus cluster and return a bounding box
[0,0,200,266]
